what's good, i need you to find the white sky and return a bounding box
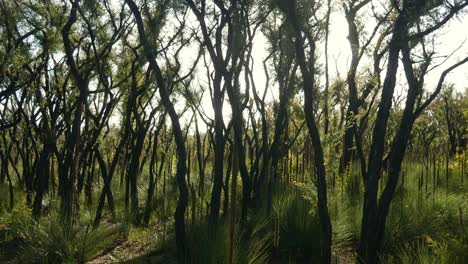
[106,1,468,130]
[174,5,468,131]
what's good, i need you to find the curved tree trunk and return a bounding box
[126,0,189,260]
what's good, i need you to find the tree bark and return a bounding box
[126,0,189,260]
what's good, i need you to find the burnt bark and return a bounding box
[126,0,189,260]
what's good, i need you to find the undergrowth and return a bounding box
[0,205,124,263]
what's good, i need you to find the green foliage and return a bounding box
[382,239,467,264]
[279,196,321,261]
[186,217,271,264]
[1,210,124,263]
[273,185,321,262]
[381,188,467,259]
[328,159,468,262]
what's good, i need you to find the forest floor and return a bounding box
[86,221,169,264]
[85,237,356,264]
[86,239,148,264]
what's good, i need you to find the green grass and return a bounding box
[185,218,271,264]
[1,159,466,263]
[0,204,125,263]
[273,183,322,262]
[329,159,468,263]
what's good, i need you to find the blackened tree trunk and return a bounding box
[358,1,468,261]
[209,73,226,223]
[143,114,166,225]
[284,2,333,261]
[93,146,115,227]
[294,36,332,263]
[126,0,189,260]
[340,0,381,175]
[61,0,90,225]
[358,11,406,262]
[32,142,53,218]
[186,0,252,220]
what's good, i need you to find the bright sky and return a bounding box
[174,5,468,130]
[107,1,468,130]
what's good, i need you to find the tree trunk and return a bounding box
[126,0,189,260]
[209,73,225,223]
